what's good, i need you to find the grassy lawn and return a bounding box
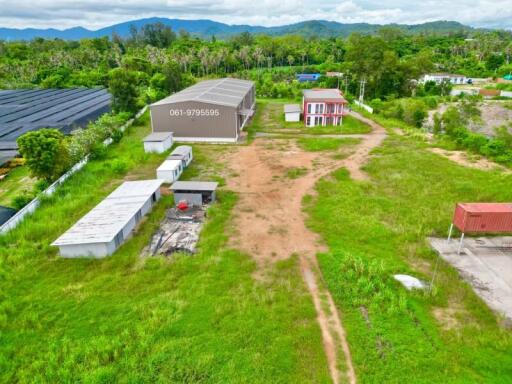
[308,116,371,135]
[0,112,330,383]
[297,137,361,152]
[305,134,512,383]
[248,100,371,136]
[0,165,36,208]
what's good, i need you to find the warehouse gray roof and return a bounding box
[284,104,301,113]
[151,78,254,108]
[170,181,218,191]
[0,87,111,164]
[302,89,347,102]
[52,180,163,245]
[143,132,173,142]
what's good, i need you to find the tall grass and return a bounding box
[305,135,512,382]
[0,113,330,383]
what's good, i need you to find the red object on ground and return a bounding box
[453,203,512,233]
[176,200,188,211]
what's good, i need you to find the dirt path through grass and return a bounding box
[224,111,387,384]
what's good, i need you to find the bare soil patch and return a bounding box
[428,147,510,172]
[223,111,386,384]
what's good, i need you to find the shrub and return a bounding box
[17,128,71,182]
[89,143,108,160]
[111,159,128,174]
[11,193,34,210]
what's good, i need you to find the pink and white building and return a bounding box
[302,89,348,127]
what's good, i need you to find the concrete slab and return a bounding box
[430,236,512,323]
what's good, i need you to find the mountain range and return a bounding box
[0,18,476,41]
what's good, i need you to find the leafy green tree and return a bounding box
[17,129,71,182]
[486,53,505,71]
[108,68,139,113]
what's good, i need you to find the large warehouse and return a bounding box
[150,78,255,143]
[0,88,111,165]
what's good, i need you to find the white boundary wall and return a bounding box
[353,100,374,114]
[0,106,147,234]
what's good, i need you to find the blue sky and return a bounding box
[0,0,511,30]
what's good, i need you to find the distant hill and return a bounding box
[0,18,476,41]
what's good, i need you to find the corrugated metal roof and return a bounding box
[52,180,163,245]
[171,181,218,191]
[151,78,254,108]
[170,145,192,156]
[0,205,16,225]
[303,89,346,101]
[143,132,173,142]
[0,88,112,164]
[157,159,182,171]
[284,104,301,113]
[458,203,512,213]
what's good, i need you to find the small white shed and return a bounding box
[284,104,301,122]
[143,132,174,153]
[168,145,193,167]
[156,159,183,183]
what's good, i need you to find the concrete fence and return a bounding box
[0,106,147,235]
[353,100,374,114]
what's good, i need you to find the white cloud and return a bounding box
[0,0,510,30]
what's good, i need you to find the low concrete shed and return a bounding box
[284,104,301,122]
[168,145,193,167]
[157,159,183,183]
[170,181,218,206]
[143,132,173,153]
[52,180,163,258]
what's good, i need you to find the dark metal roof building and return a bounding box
[0,88,111,164]
[0,205,16,225]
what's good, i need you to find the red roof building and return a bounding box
[302,89,348,127]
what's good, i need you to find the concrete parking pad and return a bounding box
[430,236,512,324]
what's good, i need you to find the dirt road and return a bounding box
[225,111,387,384]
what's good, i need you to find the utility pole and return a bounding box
[344,71,350,95]
[359,78,366,103]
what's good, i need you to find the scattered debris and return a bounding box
[393,274,427,290]
[147,206,206,256]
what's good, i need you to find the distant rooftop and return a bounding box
[284,104,301,113]
[143,132,173,142]
[171,181,218,191]
[170,145,192,156]
[303,89,347,102]
[151,78,254,108]
[425,73,466,78]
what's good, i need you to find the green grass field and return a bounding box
[0,165,36,208]
[0,112,330,383]
[305,133,512,383]
[297,137,361,152]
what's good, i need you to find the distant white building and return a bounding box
[421,73,468,85]
[284,104,301,122]
[52,180,164,258]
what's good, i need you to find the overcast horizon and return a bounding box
[0,0,511,31]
